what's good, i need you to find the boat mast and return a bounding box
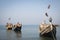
[8,17,11,24]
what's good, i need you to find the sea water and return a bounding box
[0,25,60,40]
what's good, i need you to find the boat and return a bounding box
[6,23,13,30]
[6,18,13,30]
[39,22,56,38]
[14,22,22,32]
[39,5,58,40]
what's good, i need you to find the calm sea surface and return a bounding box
[0,25,60,40]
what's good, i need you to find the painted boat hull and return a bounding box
[6,24,13,30]
[14,26,22,32]
[40,27,56,38]
[7,28,12,30]
[40,24,56,38]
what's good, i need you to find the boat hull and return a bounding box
[14,26,22,32]
[40,27,56,38]
[40,24,56,38]
[6,23,13,30]
[7,28,12,30]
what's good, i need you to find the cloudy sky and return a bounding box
[0,0,60,25]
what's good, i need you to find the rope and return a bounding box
[51,30,56,40]
[50,24,56,40]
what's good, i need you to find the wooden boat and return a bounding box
[6,23,13,30]
[14,22,22,32]
[39,22,56,38]
[39,5,58,40]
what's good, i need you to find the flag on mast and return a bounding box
[45,12,48,17]
[48,4,50,9]
[8,18,11,20]
[49,17,52,22]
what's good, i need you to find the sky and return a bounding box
[0,0,60,25]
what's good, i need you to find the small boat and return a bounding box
[6,23,13,30]
[14,22,22,32]
[39,22,56,38]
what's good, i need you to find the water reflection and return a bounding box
[14,31,22,38]
[6,30,14,40]
[6,30,22,40]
